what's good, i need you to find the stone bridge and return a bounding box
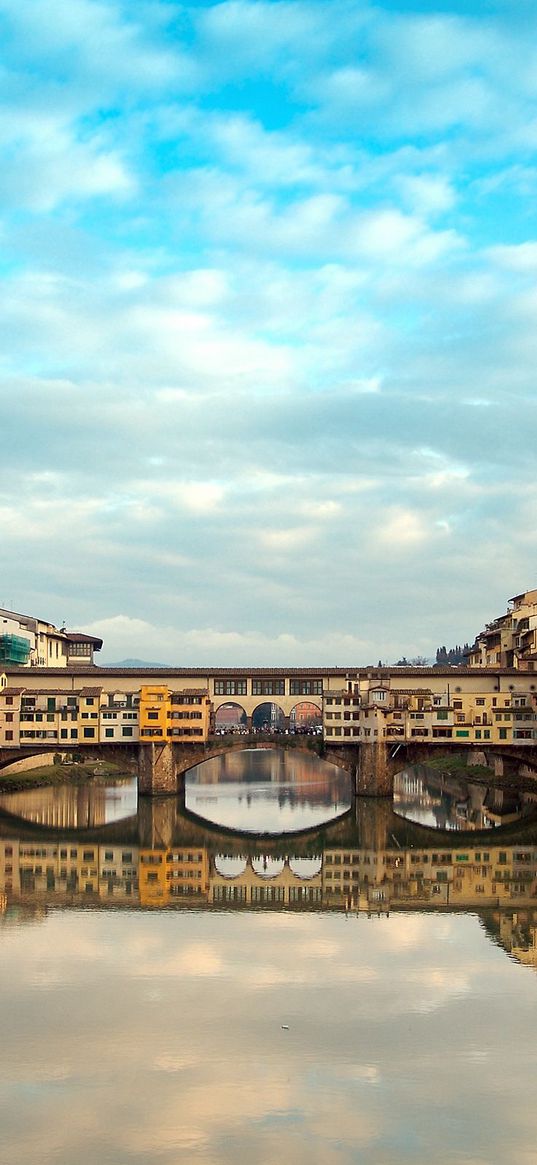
[1,734,537,798]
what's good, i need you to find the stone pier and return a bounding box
[355,740,398,797]
[138,742,177,796]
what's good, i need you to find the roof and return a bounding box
[65,632,103,648]
[172,688,209,696]
[2,664,530,679]
[79,687,103,696]
[21,688,79,696]
[1,686,26,696]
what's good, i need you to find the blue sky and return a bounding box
[2,0,537,664]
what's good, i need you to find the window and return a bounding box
[122,727,133,737]
[105,728,114,738]
[214,679,247,696]
[290,679,323,695]
[69,642,92,656]
[83,727,95,738]
[252,679,285,695]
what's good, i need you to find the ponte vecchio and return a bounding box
[1,663,537,797]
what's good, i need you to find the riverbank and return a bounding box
[424,752,537,792]
[0,760,132,793]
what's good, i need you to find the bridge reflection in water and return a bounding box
[1,753,537,970]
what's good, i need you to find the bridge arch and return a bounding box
[289,701,322,731]
[214,702,248,732]
[251,702,286,732]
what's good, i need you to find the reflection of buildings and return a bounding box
[322,841,537,917]
[2,834,537,934]
[188,750,348,808]
[139,847,209,907]
[6,840,139,901]
[0,785,109,829]
[393,769,532,832]
[210,855,322,906]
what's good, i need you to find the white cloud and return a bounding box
[1,0,537,660]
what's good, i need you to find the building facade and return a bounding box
[0,607,102,668]
[466,589,537,670]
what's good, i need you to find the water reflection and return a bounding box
[2,765,537,1165]
[0,775,537,961]
[394,765,536,830]
[184,748,352,833]
[0,778,138,827]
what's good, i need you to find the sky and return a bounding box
[2,0,537,666]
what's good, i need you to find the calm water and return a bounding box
[1,749,537,1165]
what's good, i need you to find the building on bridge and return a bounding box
[0,678,213,751]
[322,676,537,748]
[2,663,537,755]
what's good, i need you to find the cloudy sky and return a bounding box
[2,0,537,665]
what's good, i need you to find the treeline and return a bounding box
[435,644,470,665]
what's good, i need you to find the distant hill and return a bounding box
[102,657,171,668]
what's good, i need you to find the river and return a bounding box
[1,749,537,1164]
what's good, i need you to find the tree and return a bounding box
[393,655,430,666]
[434,643,470,666]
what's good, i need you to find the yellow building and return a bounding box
[139,685,211,743]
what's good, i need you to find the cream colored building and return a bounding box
[323,675,537,746]
[0,607,102,668]
[467,589,537,670]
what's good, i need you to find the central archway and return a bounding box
[252,702,286,733]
